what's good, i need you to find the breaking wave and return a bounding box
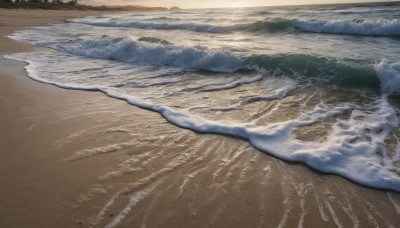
[376,62,400,96]
[293,18,400,36]
[54,37,243,73]
[71,16,400,36]
[6,4,400,193]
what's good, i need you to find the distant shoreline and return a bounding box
[0,1,180,11]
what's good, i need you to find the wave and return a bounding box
[6,51,400,192]
[240,19,292,33]
[27,31,387,92]
[138,36,172,45]
[252,10,277,15]
[71,16,400,36]
[70,20,241,33]
[70,17,288,34]
[51,35,381,89]
[5,4,400,194]
[7,25,392,93]
[293,18,400,36]
[334,6,400,15]
[245,54,379,89]
[54,37,242,73]
[239,18,400,36]
[71,18,292,34]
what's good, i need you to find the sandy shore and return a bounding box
[1,8,400,228]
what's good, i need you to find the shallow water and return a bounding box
[6,1,400,191]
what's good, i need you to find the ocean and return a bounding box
[6,1,400,192]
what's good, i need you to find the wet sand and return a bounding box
[1,8,400,228]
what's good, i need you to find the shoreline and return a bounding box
[1,8,400,227]
[0,8,157,227]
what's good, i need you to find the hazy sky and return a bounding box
[80,0,395,9]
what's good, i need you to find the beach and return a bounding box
[1,7,400,228]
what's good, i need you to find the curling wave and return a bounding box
[54,37,243,73]
[25,31,398,94]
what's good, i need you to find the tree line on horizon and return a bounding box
[1,0,78,5]
[0,0,179,11]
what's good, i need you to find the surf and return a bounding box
[5,1,400,193]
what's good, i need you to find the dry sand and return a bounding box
[1,8,400,228]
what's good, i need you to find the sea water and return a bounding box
[6,1,400,192]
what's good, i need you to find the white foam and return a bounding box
[55,38,242,73]
[376,62,400,96]
[6,51,400,192]
[5,6,400,193]
[122,95,400,192]
[7,27,243,74]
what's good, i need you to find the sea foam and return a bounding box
[5,4,400,193]
[6,51,400,192]
[376,62,400,96]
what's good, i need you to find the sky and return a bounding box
[80,0,396,9]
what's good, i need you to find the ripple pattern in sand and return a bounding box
[49,107,400,228]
